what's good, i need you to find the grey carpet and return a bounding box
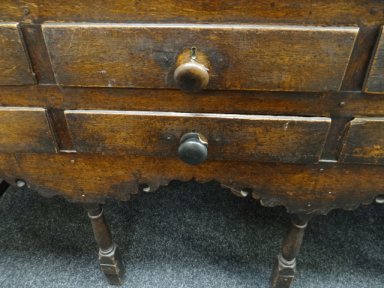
[0,180,383,288]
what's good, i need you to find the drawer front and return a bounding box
[341,118,384,165]
[43,23,358,92]
[0,107,56,153]
[0,23,35,85]
[364,26,384,94]
[65,110,331,164]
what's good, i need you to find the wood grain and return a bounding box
[1,86,384,118]
[47,109,74,151]
[1,153,383,214]
[364,27,384,94]
[320,117,353,161]
[1,1,384,26]
[0,154,19,185]
[0,107,56,153]
[20,24,56,84]
[0,0,381,219]
[42,23,358,92]
[340,26,380,91]
[0,22,35,85]
[65,110,330,164]
[340,118,384,165]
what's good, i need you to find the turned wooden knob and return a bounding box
[174,61,209,92]
[178,132,208,165]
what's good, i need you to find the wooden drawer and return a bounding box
[65,110,331,164]
[364,26,384,94]
[43,23,358,92]
[0,23,35,85]
[340,118,384,165]
[0,107,56,153]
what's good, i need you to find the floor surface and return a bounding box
[0,181,383,288]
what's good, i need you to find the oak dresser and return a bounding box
[0,1,384,287]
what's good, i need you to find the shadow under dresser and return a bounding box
[0,1,384,287]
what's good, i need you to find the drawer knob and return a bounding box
[174,47,209,92]
[178,132,208,165]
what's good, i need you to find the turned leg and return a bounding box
[270,214,313,288]
[85,204,124,285]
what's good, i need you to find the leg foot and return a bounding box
[270,214,312,288]
[99,243,124,285]
[86,204,124,285]
[270,254,296,288]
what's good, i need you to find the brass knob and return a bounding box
[178,132,208,165]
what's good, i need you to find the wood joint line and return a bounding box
[46,109,75,151]
[19,24,56,85]
[341,26,380,91]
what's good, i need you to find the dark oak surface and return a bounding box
[1,1,384,287]
[1,86,384,118]
[364,26,384,94]
[0,107,56,153]
[0,22,35,85]
[1,1,384,26]
[0,153,383,215]
[340,118,384,165]
[42,23,357,92]
[65,110,330,164]
[20,24,56,84]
